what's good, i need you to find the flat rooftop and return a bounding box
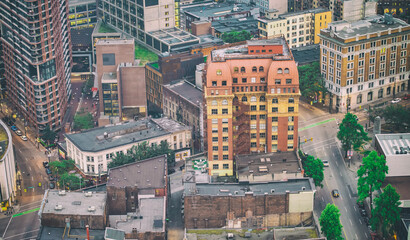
[375,133,410,156]
[110,197,166,233]
[107,155,166,190]
[321,15,410,40]
[211,17,258,33]
[184,3,255,19]
[151,117,190,133]
[42,190,107,216]
[236,151,301,176]
[292,44,320,65]
[65,118,178,152]
[184,178,314,196]
[148,27,199,46]
[39,226,105,240]
[211,37,291,61]
[383,176,410,201]
[163,80,203,107]
[273,227,321,240]
[96,39,134,46]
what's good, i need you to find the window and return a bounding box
[252,66,257,72]
[286,79,292,84]
[222,81,227,86]
[233,78,238,83]
[102,53,115,65]
[288,135,294,140]
[212,146,218,151]
[288,98,294,103]
[272,98,278,103]
[250,96,257,102]
[251,105,257,111]
[272,135,278,140]
[222,100,228,105]
[241,67,246,73]
[242,96,247,102]
[213,164,219,169]
[222,109,228,114]
[288,107,294,112]
[212,137,218,142]
[260,133,266,138]
[387,87,391,95]
[223,127,228,132]
[367,92,373,101]
[251,142,257,147]
[272,117,278,122]
[259,66,264,72]
[223,146,228,151]
[260,77,266,83]
[260,105,266,110]
[260,114,266,120]
[284,68,289,73]
[260,123,266,129]
[242,78,247,83]
[211,109,218,114]
[288,116,294,122]
[212,119,218,124]
[216,69,222,75]
[278,68,283,74]
[275,79,281,84]
[272,126,278,132]
[234,67,239,73]
[288,125,294,131]
[251,133,257,139]
[223,164,229,169]
[272,107,278,113]
[222,137,228,142]
[357,94,362,104]
[212,81,217,86]
[378,89,383,99]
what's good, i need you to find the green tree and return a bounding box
[40,125,57,145]
[49,159,75,176]
[357,151,388,209]
[303,155,324,188]
[319,204,343,240]
[82,77,94,96]
[371,184,401,238]
[382,104,410,132]
[73,113,94,130]
[59,173,83,190]
[221,30,251,43]
[297,62,327,102]
[337,112,370,156]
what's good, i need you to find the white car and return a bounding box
[15,130,22,136]
[391,98,401,103]
[322,160,329,167]
[21,135,28,141]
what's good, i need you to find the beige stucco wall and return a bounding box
[288,191,314,213]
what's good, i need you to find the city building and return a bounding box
[204,37,300,176]
[145,51,203,113]
[235,151,303,183]
[0,120,16,207]
[212,17,259,38]
[64,117,191,176]
[71,27,94,73]
[183,178,315,229]
[255,0,288,15]
[68,0,97,29]
[319,15,410,113]
[95,39,147,125]
[329,0,377,22]
[258,8,332,48]
[182,3,259,32]
[163,80,204,152]
[91,21,124,64]
[377,0,410,23]
[0,0,72,131]
[291,45,321,66]
[39,190,108,229]
[0,27,4,97]
[97,0,200,52]
[288,0,312,13]
[107,155,167,239]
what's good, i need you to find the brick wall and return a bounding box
[107,186,138,215]
[41,213,106,230]
[125,230,165,239]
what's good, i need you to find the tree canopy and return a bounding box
[371,184,401,238]
[108,140,175,168]
[221,30,251,43]
[41,125,57,145]
[357,151,388,209]
[319,204,343,240]
[382,104,410,132]
[302,155,324,188]
[59,173,84,190]
[73,113,94,130]
[297,62,327,101]
[49,159,75,176]
[82,77,94,96]
[337,113,370,155]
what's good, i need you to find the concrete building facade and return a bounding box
[0,0,72,131]
[0,120,16,207]
[330,0,377,22]
[204,38,300,176]
[95,39,147,124]
[319,15,410,113]
[258,8,332,48]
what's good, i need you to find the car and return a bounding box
[21,135,28,141]
[332,189,340,198]
[46,168,52,175]
[49,175,54,181]
[15,130,22,136]
[49,182,55,189]
[43,161,49,168]
[168,168,176,175]
[11,126,17,131]
[391,98,401,103]
[403,94,410,100]
[179,164,185,171]
[322,160,329,167]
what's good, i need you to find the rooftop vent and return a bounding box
[55,204,63,210]
[104,132,108,138]
[271,189,275,193]
[58,190,66,196]
[219,189,230,193]
[88,206,96,212]
[302,187,306,191]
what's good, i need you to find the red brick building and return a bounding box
[204,37,300,176]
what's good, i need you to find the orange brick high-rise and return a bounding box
[205,37,300,176]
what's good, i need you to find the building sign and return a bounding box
[175,149,190,162]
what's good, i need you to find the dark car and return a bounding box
[179,164,185,171]
[46,168,52,175]
[168,168,176,175]
[49,182,55,189]
[43,161,49,168]
[332,189,340,198]
[49,175,54,181]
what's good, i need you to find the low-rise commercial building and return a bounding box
[0,120,16,207]
[65,117,191,176]
[39,190,108,229]
[236,151,303,183]
[183,178,315,229]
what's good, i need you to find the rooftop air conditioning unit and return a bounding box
[55,204,63,210]
[88,206,96,212]
[58,190,66,196]
[85,192,92,197]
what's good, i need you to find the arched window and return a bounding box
[222,99,228,105]
[272,98,278,103]
[216,69,222,75]
[288,98,294,103]
[259,66,264,72]
[241,96,247,102]
[357,94,362,104]
[234,67,239,73]
[241,67,246,73]
[260,96,266,102]
[252,66,257,72]
[211,100,217,106]
[278,68,283,74]
[284,68,290,74]
[250,96,257,102]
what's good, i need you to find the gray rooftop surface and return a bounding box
[105,227,125,240]
[375,133,410,156]
[65,118,170,152]
[184,178,313,196]
[292,44,320,65]
[42,190,107,216]
[39,226,105,240]
[151,116,191,133]
[96,39,134,46]
[110,197,166,233]
[184,3,255,19]
[164,80,203,107]
[212,17,258,34]
[107,155,167,190]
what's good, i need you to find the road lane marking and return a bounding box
[12,207,40,217]
[354,206,357,212]
[335,159,339,166]
[31,176,34,181]
[365,233,368,238]
[359,219,362,224]
[321,196,324,201]
[18,149,22,154]
[344,206,348,212]
[299,118,336,131]
[350,219,353,226]
[4,229,40,239]
[28,166,31,171]
[2,216,13,238]
[355,233,358,239]
[340,172,342,177]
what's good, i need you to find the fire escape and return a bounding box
[232,97,250,156]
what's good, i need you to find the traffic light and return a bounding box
[310,137,313,141]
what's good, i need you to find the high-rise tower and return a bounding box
[0,0,72,131]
